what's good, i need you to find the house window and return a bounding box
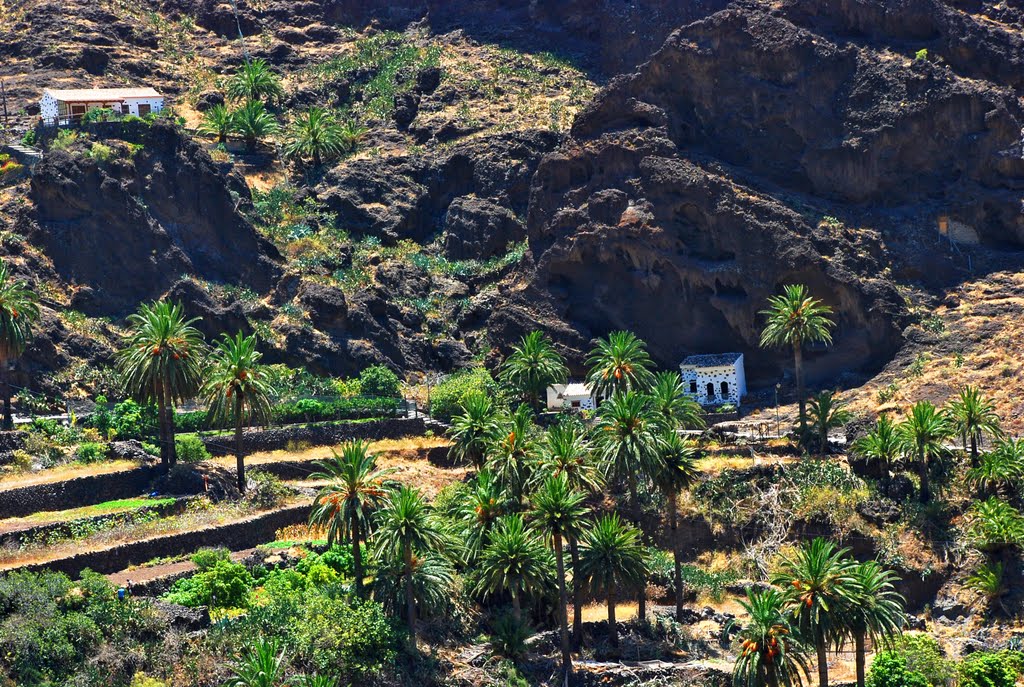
[571,400,581,408]
[689,381,698,394]
[706,383,715,398]
[721,381,730,397]
[137,103,152,116]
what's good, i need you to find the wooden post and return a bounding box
[0,80,8,133]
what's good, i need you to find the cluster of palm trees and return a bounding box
[734,538,906,687]
[198,58,367,162]
[116,300,273,492]
[854,385,1003,503]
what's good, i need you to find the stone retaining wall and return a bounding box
[20,503,310,579]
[200,417,429,456]
[0,464,162,519]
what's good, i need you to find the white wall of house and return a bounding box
[39,92,164,125]
[123,97,164,116]
[680,356,746,407]
[546,383,596,411]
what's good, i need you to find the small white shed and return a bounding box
[40,87,164,126]
[679,353,746,408]
[546,382,596,411]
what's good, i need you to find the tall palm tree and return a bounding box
[457,469,506,561]
[649,370,706,431]
[227,58,284,104]
[232,100,280,152]
[201,332,272,493]
[593,391,661,509]
[224,638,288,687]
[806,390,851,455]
[946,385,1002,466]
[772,538,858,687]
[585,331,656,400]
[530,474,588,679]
[309,441,395,596]
[540,418,601,645]
[731,588,810,687]
[487,404,539,506]
[374,486,446,649]
[852,415,900,486]
[499,330,568,412]
[654,431,700,622]
[475,513,552,623]
[0,261,39,429]
[968,439,1024,498]
[448,391,500,469]
[846,561,906,687]
[198,104,234,144]
[759,285,835,434]
[897,401,951,503]
[373,551,456,622]
[578,513,646,647]
[117,301,206,468]
[284,107,347,167]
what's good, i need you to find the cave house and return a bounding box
[679,353,746,408]
[40,87,164,126]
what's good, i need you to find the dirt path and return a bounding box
[107,547,256,588]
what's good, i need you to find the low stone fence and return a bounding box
[200,417,430,456]
[20,503,310,579]
[0,464,163,519]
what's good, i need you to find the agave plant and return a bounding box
[223,637,288,687]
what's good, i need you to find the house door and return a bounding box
[706,383,715,399]
[70,104,87,121]
[137,103,152,117]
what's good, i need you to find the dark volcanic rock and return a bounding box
[296,281,348,332]
[26,122,282,316]
[443,196,525,260]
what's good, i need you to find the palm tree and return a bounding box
[500,330,568,412]
[585,331,656,399]
[201,332,272,493]
[475,513,552,623]
[374,486,446,649]
[897,401,951,503]
[968,439,1024,498]
[947,385,1002,466]
[579,514,646,647]
[284,107,347,167]
[649,370,706,431]
[772,538,858,687]
[198,104,234,144]
[0,261,39,429]
[731,588,810,687]
[846,561,906,687]
[487,404,539,506]
[117,301,206,468]
[654,431,700,622]
[759,285,835,433]
[227,58,284,104]
[806,390,851,455]
[852,415,900,486]
[232,100,279,152]
[373,551,456,621]
[448,391,500,469]
[309,441,395,596]
[530,474,588,678]
[457,469,506,561]
[593,391,661,509]
[224,638,288,687]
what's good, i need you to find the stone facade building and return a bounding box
[679,353,746,407]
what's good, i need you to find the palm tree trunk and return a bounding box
[637,572,646,625]
[164,383,177,466]
[670,492,684,622]
[766,664,780,687]
[352,515,363,597]
[1,359,12,430]
[816,631,828,687]
[855,630,867,687]
[234,394,245,494]
[607,585,618,647]
[155,382,169,469]
[570,536,582,649]
[918,448,931,503]
[794,343,806,434]
[553,536,571,679]
[627,472,639,515]
[511,585,522,623]
[404,542,417,649]
[970,434,979,467]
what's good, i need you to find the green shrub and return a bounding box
[85,142,115,162]
[164,556,253,608]
[191,547,230,571]
[174,434,210,463]
[359,364,401,398]
[291,595,397,677]
[430,368,494,422]
[107,399,158,439]
[245,470,289,509]
[50,129,80,151]
[75,442,107,464]
[21,129,36,147]
[915,48,929,61]
[958,652,1020,687]
[900,634,956,687]
[490,612,532,660]
[92,395,112,437]
[868,652,930,687]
